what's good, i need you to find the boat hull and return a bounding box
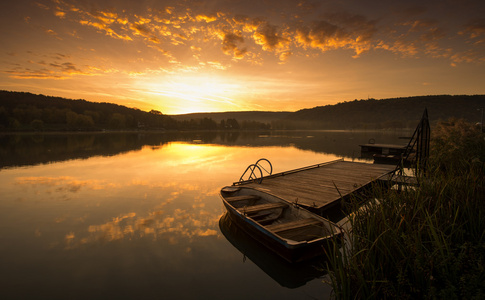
[220,186,342,263]
[218,213,327,288]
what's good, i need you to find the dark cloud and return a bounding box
[461,18,485,41]
[130,23,161,44]
[2,52,104,79]
[45,61,84,75]
[253,23,289,51]
[130,23,151,37]
[295,15,375,57]
[4,68,63,79]
[60,62,84,74]
[221,32,247,59]
[295,20,338,47]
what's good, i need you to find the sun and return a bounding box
[140,74,244,114]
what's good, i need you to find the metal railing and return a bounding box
[391,108,430,185]
[238,158,273,184]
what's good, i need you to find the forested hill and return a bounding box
[0,91,273,131]
[1,91,484,131]
[276,95,485,129]
[0,90,178,131]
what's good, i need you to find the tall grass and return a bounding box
[327,119,485,299]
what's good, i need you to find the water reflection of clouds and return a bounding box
[66,205,222,249]
[13,176,206,200]
[15,176,119,193]
[61,183,223,249]
[10,171,224,251]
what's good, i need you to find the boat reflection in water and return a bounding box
[219,213,328,289]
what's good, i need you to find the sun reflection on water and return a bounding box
[1,141,340,253]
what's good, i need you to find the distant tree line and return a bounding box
[178,117,270,130]
[0,91,180,131]
[1,91,483,131]
[0,91,271,131]
[275,95,485,130]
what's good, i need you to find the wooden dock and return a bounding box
[234,159,396,213]
[360,143,408,155]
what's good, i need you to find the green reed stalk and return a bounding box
[327,119,485,299]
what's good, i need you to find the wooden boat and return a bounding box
[218,213,327,288]
[220,186,343,263]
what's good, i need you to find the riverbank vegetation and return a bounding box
[328,119,485,299]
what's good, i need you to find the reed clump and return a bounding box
[328,119,485,299]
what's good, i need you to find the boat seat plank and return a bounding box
[250,211,273,220]
[265,218,321,233]
[240,202,288,214]
[225,195,260,203]
[257,216,280,226]
[253,213,281,225]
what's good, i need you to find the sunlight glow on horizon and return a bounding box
[137,74,247,114]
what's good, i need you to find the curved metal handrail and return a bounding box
[239,164,263,183]
[255,158,273,176]
[238,158,273,184]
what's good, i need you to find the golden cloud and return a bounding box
[295,17,375,57]
[196,14,218,23]
[79,20,133,40]
[278,51,292,64]
[32,0,485,74]
[55,11,66,18]
[376,39,418,57]
[44,28,62,40]
[231,15,263,33]
[207,61,227,70]
[253,23,289,52]
[130,23,151,36]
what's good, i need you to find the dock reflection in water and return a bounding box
[219,213,328,289]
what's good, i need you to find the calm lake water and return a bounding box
[0,130,408,299]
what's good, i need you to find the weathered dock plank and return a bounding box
[236,160,396,212]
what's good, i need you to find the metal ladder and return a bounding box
[238,158,273,184]
[391,108,430,187]
[401,108,430,177]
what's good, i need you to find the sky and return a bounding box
[1,0,484,114]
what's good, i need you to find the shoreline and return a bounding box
[0,127,415,135]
